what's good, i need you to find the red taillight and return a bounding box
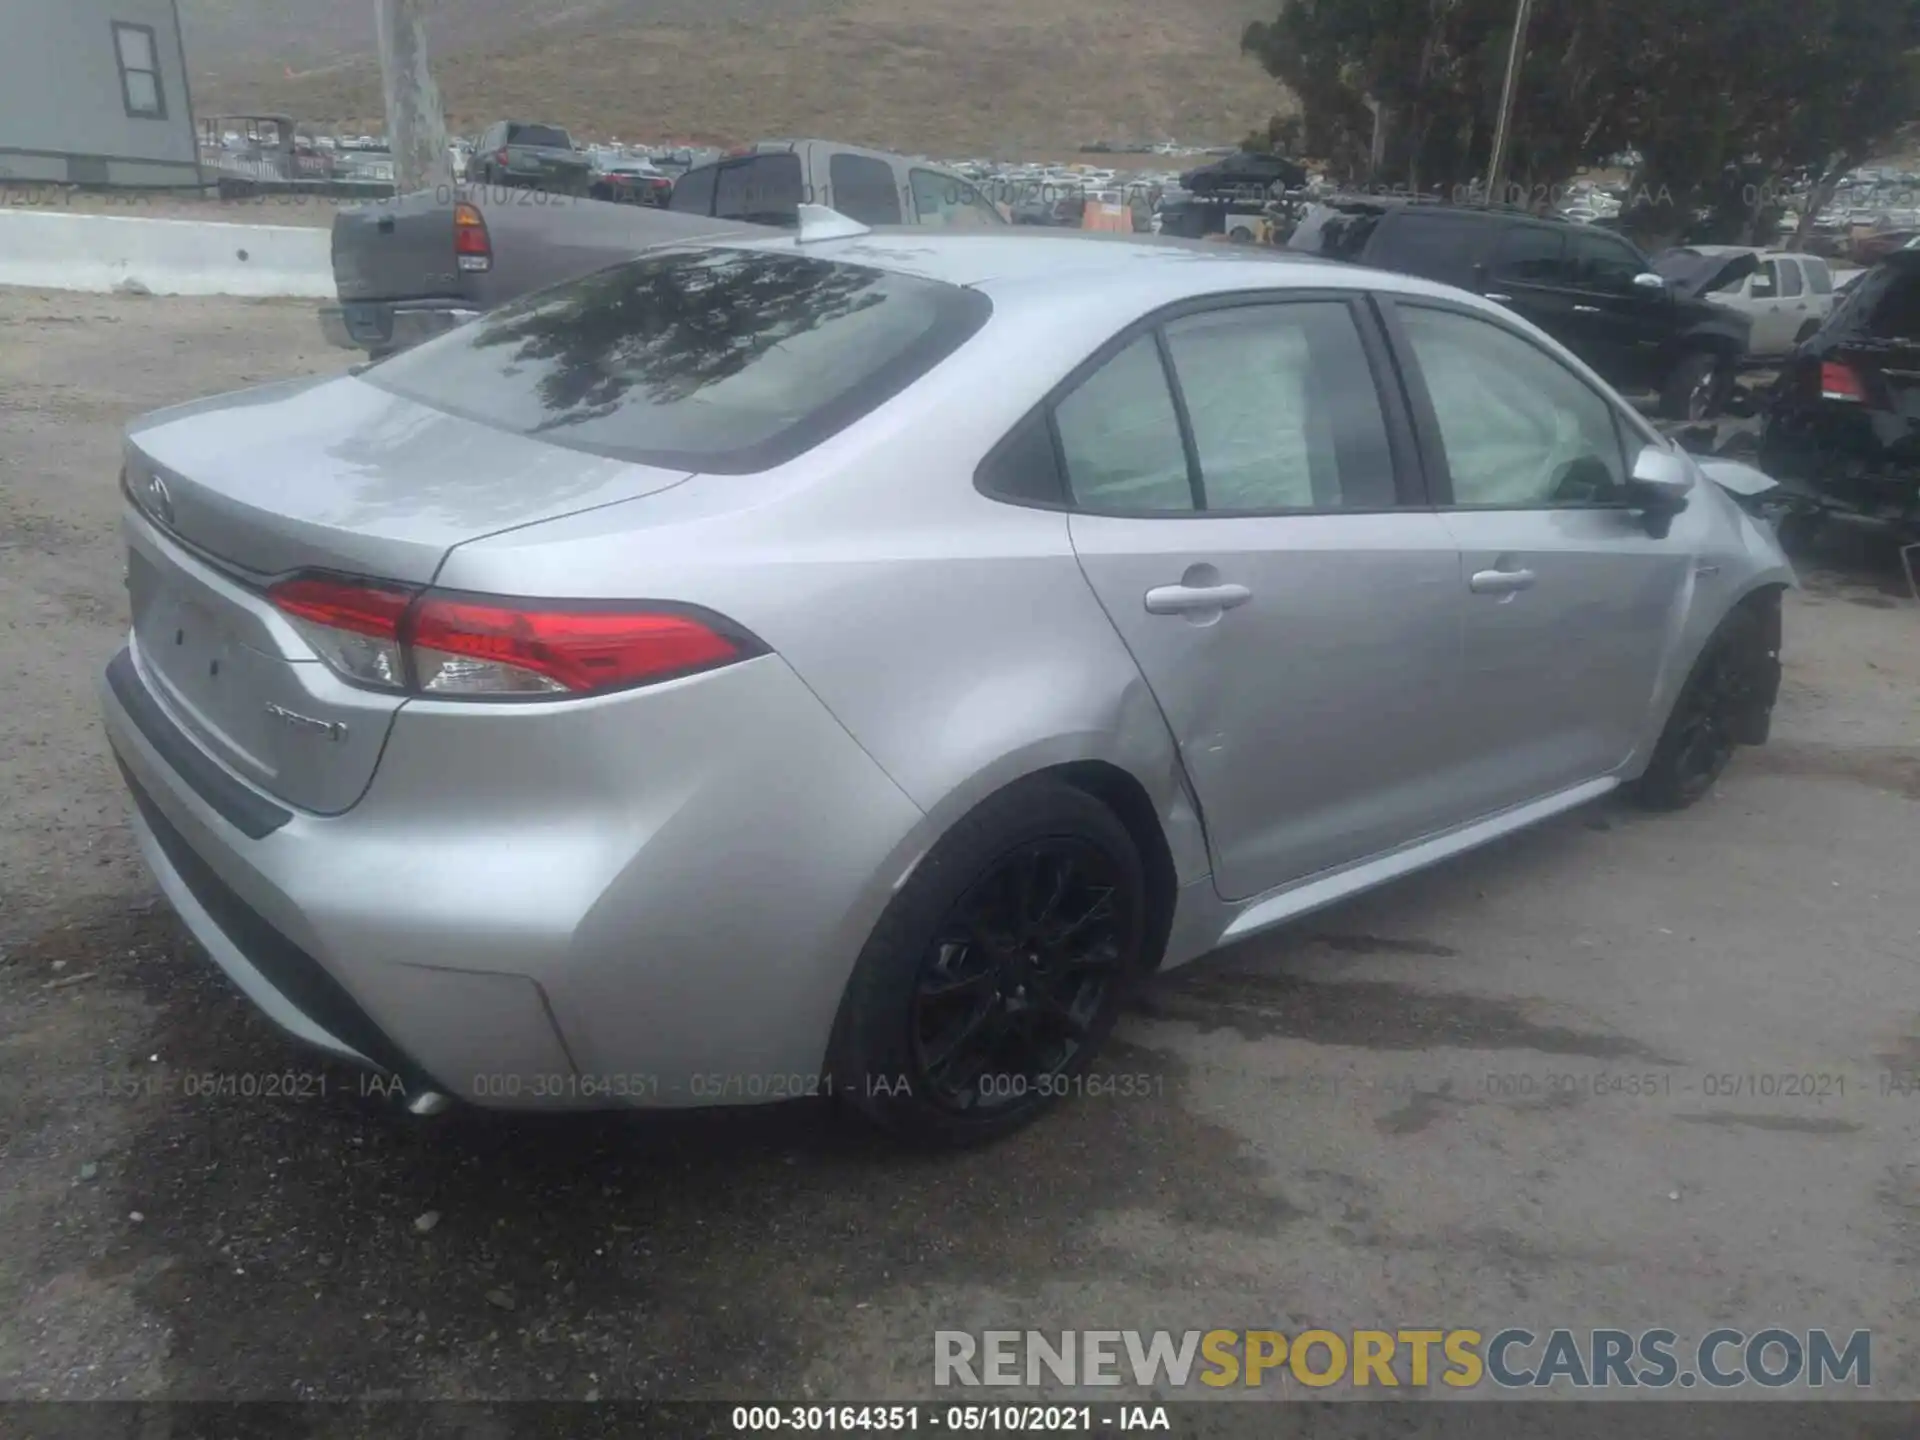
[453,201,491,271]
[410,595,742,695]
[270,576,414,637]
[268,575,414,691]
[495,148,511,165]
[1819,359,1866,402]
[267,576,757,700]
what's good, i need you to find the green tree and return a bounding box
[1242,0,1920,247]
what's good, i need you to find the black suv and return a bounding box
[1759,247,1920,541]
[1287,197,1752,419]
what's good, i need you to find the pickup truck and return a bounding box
[667,140,1007,229]
[467,120,594,195]
[318,192,771,358]
[320,142,1004,358]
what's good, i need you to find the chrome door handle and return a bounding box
[1144,582,1253,615]
[1572,304,1602,314]
[1469,568,1537,595]
[1484,291,1513,303]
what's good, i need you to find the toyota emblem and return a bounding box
[140,472,175,529]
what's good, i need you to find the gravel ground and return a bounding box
[2,288,1919,1414]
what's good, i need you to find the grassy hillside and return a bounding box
[179,0,1291,154]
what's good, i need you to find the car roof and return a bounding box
[719,227,1475,304]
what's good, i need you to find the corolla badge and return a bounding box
[138,471,175,529]
[264,702,349,743]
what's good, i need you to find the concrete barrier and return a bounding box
[0,210,332,298]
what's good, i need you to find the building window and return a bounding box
[113,22,166,120]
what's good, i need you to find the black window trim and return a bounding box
[973,287,1432,519]
[112,20,167,122]
[1376,292,1661,513]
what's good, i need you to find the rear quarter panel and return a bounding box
[431,290,1217,892]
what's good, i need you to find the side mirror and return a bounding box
[1632,271,1668,294]
[1626,443,1694,537]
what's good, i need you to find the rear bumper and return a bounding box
[99,639,926,1111]
[1759,419,1920,530]
[318,301,480,355]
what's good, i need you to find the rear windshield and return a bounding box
[508,124,572,149]
[1868,270,1920,338]
[366,249,992,474]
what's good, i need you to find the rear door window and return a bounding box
[1803,258,1834,295]
[1161,302,1398,510]
[1365,213,1487,285]
[714,153,805,226]
[1491,225,1571,283]
[366,249,992,474]
[828,152,904,225]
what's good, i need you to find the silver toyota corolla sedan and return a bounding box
[100,215,1793,1145]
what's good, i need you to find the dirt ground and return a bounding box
[2,288,1919,1413]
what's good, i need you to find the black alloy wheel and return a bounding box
[910,839,1125,1113]
[831,777,1148,1146]
[1662,643,1746,805]
[1631,602,1776,810]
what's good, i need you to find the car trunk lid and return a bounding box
[121,375,696,812]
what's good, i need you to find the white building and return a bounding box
[0,0,199,186]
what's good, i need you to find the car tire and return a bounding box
[1629,599,1779,811]
[830,777,1148,1148]
[1659,350,1725,421]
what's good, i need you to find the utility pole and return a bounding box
[1484,0,1534,207]
[376,0,451,193]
